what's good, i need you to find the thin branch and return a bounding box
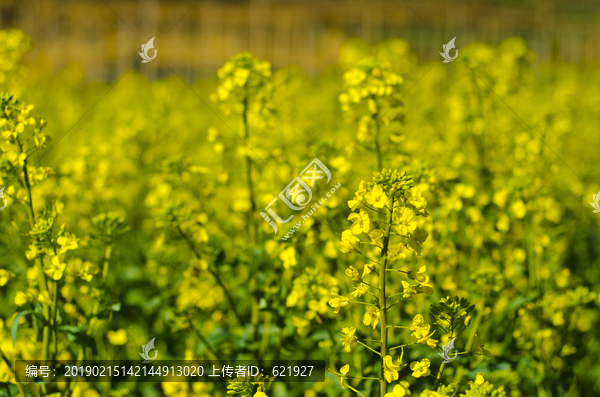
[357,340,381,356]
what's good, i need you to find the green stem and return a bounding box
[175,225,244,326]
[188,315,221,364]
[101,244,113,285]
[379,194,394,397]
[241,95,261,349]
[362,282,379,290]
[357,340,381,356]
[386,299,404,310]
[242,95,257,243]
[88,243,113,337]
[372,112,382,170]
[260,311,272,355]
[388,343,413,351]
[51,280,59,360]
[433,363,446,391]
[16,136,51,363]
[433,330,454,391]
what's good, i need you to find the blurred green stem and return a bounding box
[372,111,382,170]
[434,329,454,391]
[102,244,113,285]
[242,95,257,243]
[175,225,244,326]
[188,315,220,364]
[51,280,59,360]
[88,243,113,339]
[260,311,272,356]
[433,362,446,391]
[242,94,262,351]
[379,195,394,397]
[16,136,51,363]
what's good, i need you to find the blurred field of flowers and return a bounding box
[0,27,599,397]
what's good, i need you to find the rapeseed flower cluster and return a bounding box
[0,27,598,397]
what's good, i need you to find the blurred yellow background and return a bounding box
[1,0,600,81]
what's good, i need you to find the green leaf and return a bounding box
[12,310,33,346]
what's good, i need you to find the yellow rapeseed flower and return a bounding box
[328,292,349,314]
[279,246,297,269]
[420,390,447,397]
[345,266,362,282]
[364,185,389,209]
[405,187,427,209]
[475,372,485,385]
[382,355,401,383]
[14,291,29,306]
[291,316,310,335]
[106,329,128,345]
[388,243,407,261]
[0,269,15,286]
[363,306,380,329]
[409,315,438,348]
[409,359,431,378]
[401,281,417,299]
[351,283,368,298]
[339,230,361,253]
[394,207,417,236]
[44,256,66,281]
[339,327,358,352]
[348,209,372,234]
[384,381,411,397]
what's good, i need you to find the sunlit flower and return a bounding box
[345,266,362,282]
[44,256,66,281]
[363,306,380,330]
[351,283,369,298]
[279,246,297,269]
[328,292,349,314]
[394,207,417,236]
[348,209,372,234]
[405,188,427,209]
[339,230,361,253]
[410,359,431,378]
[365,184,389,209]
[475,372,485,385]
[107,329,128,345]
[384,381,411,397]
[382,355,401,383]
[339,327,358,352]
